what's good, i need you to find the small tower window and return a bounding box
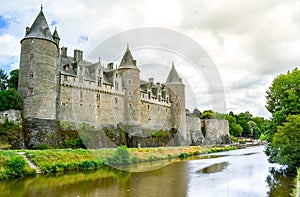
[98,77,102,87]
[115,97,118,104]
[80,91,83,102]
[79,76,83,83]
[29,71,34,78]
[96,94,100,101]
[148,105,150,110]
[148,92,151,99]
[30,54,34,61]
[128,79,131,85]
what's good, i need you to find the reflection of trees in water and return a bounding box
[266,167,296,197]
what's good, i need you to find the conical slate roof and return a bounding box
[119,46,138,70]
[52,27,60,40]
[165,62,182,84]
[22,8,55,43]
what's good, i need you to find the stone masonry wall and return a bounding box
[186,117,231,145]
[0,110,22,124]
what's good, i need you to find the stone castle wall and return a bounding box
[186,116,231,145]
[0,109,22,124]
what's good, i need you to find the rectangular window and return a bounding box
[64,76,68,81]
[96,94,100,101]
[29,71,34,78]
[128,79,131,85]
[148,105,150,110]
[79,76,83,83]
[115,97,118,104]
[73,77,76,82]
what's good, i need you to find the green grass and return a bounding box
[0,145,238,179]
[0,150,36,180]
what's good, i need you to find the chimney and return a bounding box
[61,47,67,57]
[149,78,154,84]
[25,27,30,36]
[74,49,83,62]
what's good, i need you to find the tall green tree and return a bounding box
[265,67,300,170]
[0,68,8,90]
[7,69,19,90]
[225,114,243,136]
[271,115,300,171]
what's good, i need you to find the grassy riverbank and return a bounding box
[294,168,300,197]
[0,146,237,180]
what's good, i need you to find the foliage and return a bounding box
[35,144,49,150]
[265,68,300,171]
[266,67,300,138]
[200,110,214,119]
[0,151,36,180]
[0,89,22,111]
[205,146,237,153]
[270,115,300,171]
[109,146,131,165]
[0,68,8,91]
[7,69,18,90]
[225,114,243,137]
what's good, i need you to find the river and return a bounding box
[0,146,295,197]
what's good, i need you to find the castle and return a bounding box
[17,8,230,148]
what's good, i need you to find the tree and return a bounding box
[266,67,300,136]
[225,114,243,136]
[271,115,300,171]
[7,69,19,90]
[200,110,214,119]
[0,89,22,111]
[236,111,252,137]
[0,68,8,90]
[265,67,300,171]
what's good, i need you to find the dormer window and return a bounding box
[65,64,70,70]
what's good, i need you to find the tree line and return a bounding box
[0,68,21,111]
[186,108,267,140]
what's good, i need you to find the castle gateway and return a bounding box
[18,8,230,148]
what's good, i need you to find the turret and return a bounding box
[18,7,59,148]
[52,27,60,46]
[165,62,187,145]
[118,45,141,127]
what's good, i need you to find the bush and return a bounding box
[35,144,49,150]
[7,155,26,177]
[109,146,131,165]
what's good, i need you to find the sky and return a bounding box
[0,0,299,118]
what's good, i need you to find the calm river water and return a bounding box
[0,146,295,197]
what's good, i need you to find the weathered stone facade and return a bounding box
[17,8,230,148]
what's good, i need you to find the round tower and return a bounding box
[118,46,141,128]
[18,8,59,148]
[165,62,187,145]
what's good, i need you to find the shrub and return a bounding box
[7,155,26,177]
[109,146,131,165]
[179,153,188,159]
[35,144,49,150]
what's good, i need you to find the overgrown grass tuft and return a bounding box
[0,151,36,180]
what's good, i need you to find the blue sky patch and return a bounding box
[0,56,19,74]
[0,15,9,35]
[50,20,57,27]
[78,35,88,43]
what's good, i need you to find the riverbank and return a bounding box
[295,168,300,197]
[0,146,237,180]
